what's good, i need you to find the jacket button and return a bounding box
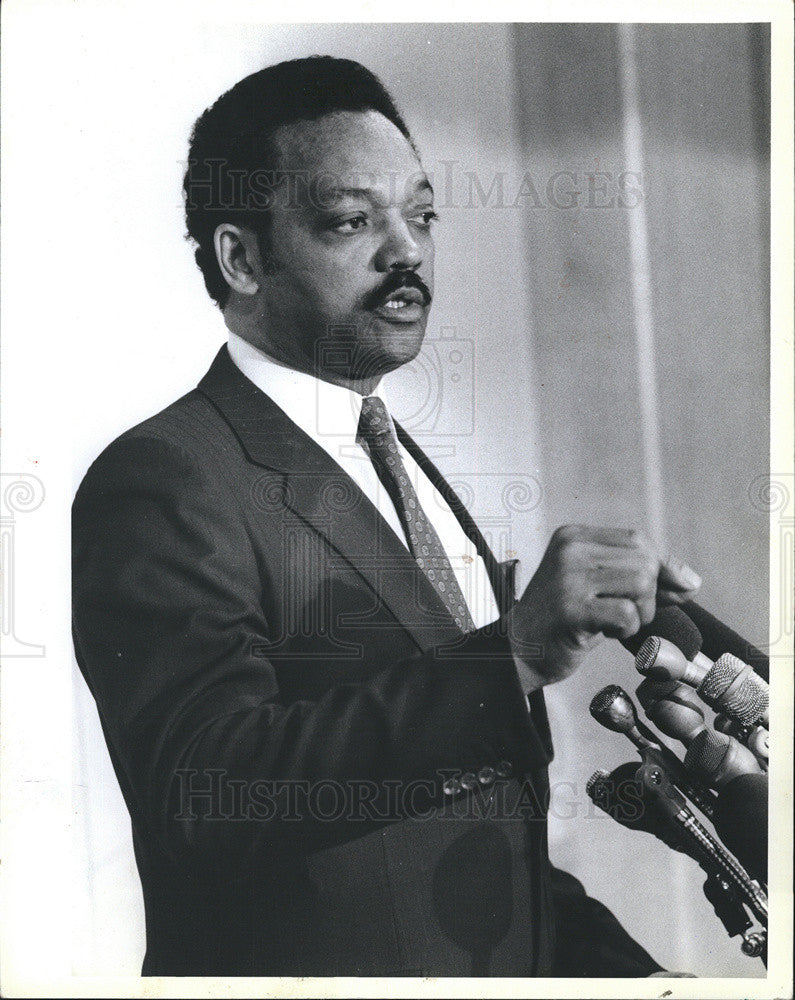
[460,772,478,791]
[442,777,462,796]
[477,766,496,786]
[495,760,513,778]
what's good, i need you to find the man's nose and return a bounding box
[373,217,423,272]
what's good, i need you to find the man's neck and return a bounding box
[224,311,382,396]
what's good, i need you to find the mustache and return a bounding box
[362,271,432,311]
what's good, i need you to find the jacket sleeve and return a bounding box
[549,866,664,976]
[72,432,540,872]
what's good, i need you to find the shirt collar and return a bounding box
[227,331,393,457]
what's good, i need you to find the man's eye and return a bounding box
[411,210,439,228]
[331,216,368,233]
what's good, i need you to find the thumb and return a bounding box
[657,554,702,600]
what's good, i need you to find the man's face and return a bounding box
[251,110,435,385]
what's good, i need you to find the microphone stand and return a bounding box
[702,873,766,964]
[636,756,768,966]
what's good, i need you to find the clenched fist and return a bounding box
[506,525,702,691]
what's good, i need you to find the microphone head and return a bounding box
[586,768,612,799]
[589,685,638,734]
[684,729,731,778]
[684,728,762,788]
[698,654,769,726]
[635,636,662,676]
[621,604,703,659]
[635,635,692,681]
[698,652,747,698]
[720,676,769,728]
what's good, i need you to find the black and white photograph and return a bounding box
[1,3,792,997]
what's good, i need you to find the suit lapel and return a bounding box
[197,347,463,650]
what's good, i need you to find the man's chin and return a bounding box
[311,317,427,385]
[372,334,426,377]
[346,325,427,379]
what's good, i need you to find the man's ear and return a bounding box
[213,224,261,296]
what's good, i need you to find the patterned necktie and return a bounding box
[357,395,476,633]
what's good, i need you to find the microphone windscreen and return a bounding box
[712,772,768,881]
[681,600,769,682]
[621,605,702,660]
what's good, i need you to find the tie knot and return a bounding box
[358,395,393,442]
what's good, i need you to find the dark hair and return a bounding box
[183,55,415,308]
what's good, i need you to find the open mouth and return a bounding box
[371,286,428,322]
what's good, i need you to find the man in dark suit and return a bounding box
[72,56,702,977]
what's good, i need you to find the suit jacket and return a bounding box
[72,346,662,977]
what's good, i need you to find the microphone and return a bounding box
[635,637,707,687]
[681,600,769,682]
[712,772,768,882]
[588,762,767,956]
[635,677,707,747]
[625,605,770,731]
[684,729,764,790]
[746,727,770,770]
[620,604,704,660]
[636,637,769,730]
[590,685,717,817]
[636,762,768,926]
[586,762,687,852]
[697,653,769,729]
[589,685,662,752]
[714,716,768,766]
[714,714,745,738]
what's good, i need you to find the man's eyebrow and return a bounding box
[317,186,373,204]
[316,177,435,206]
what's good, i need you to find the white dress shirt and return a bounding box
[227,331,501,629]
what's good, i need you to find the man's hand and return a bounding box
[506,525,702,692]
